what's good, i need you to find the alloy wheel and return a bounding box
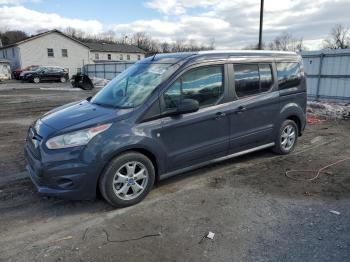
[280,124,296,151]
[112,161,148,200]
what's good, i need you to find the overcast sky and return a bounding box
[0,0,349,50]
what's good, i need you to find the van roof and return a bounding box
[141,50,300,65]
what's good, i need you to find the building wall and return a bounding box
[0,47,21,70]
[19,32,90,76]
[91,51,145,62]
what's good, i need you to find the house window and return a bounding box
[4,50,7,58]
[119,54,123,60]
[12,48,15,58]
[47,48,54,57]
[95,53,99,60]
[61,49,68,57]
[137,55,141,60]
[107,54,111,60]
[127,54,130,60]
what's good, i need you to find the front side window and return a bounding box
[164,66,224,109]
[91,62,179,108]
[61,49,68,57]
[47,48,54,57]
[276,62,301,89]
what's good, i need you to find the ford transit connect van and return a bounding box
[25,51,306,207]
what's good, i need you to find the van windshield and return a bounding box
[91,62,179,108]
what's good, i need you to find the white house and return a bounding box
[0,30,146,76]
[86,42,146,62]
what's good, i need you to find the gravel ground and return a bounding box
[0,81,349,262]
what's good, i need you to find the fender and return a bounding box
[279,102,306,134]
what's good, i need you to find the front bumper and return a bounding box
[24,141,98,200]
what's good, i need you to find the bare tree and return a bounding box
[268,32,305,52]
[323,24,350,49]
[0,30,28,46]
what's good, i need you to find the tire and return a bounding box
[60,76,67,83]
[99,152,155,207]
[33,76,40,84]
[272,119,298,155]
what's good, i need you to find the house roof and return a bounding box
[84,42,146,54]
[0,29,90,50]
[0,29,146,54]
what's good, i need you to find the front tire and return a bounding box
[272,119,298,155]
[99,152,155,207]
[33,76,40,83]
[60,76,67,83]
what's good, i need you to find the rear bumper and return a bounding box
[24,144,98,200]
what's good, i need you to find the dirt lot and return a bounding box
[0,82,349,262]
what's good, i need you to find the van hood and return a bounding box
[40,100,132,131]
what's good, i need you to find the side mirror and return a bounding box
[177,99,199,114]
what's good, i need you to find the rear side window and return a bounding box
[164,66,224,109]
[276,62,301,89]
[234,64,273,98]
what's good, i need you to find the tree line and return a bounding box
[0,24,349,54]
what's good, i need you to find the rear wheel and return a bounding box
[99,152,155,207]
[272,119,298,155]
[33,76,40,83]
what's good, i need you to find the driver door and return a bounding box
[158,65,231,173]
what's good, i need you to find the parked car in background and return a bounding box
[0,60,11,81]
[22,66,69,83]
[25,51,306,207]
[13,65,40,80]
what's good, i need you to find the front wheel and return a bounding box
[60,76,67,83]
[272,119,298,155]
[99,152,155,207]
[33,76,40,83]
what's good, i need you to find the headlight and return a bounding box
[46,123,111,149]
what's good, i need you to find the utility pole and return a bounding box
[258,0,264,50]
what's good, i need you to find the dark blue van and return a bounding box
[25,51,306,207]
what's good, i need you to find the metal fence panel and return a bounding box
[83,62,136,80]
[301,49,350,103]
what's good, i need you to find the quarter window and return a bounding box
[276,62,301,89]
[164,66,224,109]
[47,48,54,57]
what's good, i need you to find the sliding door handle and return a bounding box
[235,106,247,114]
[214,111,226,120]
